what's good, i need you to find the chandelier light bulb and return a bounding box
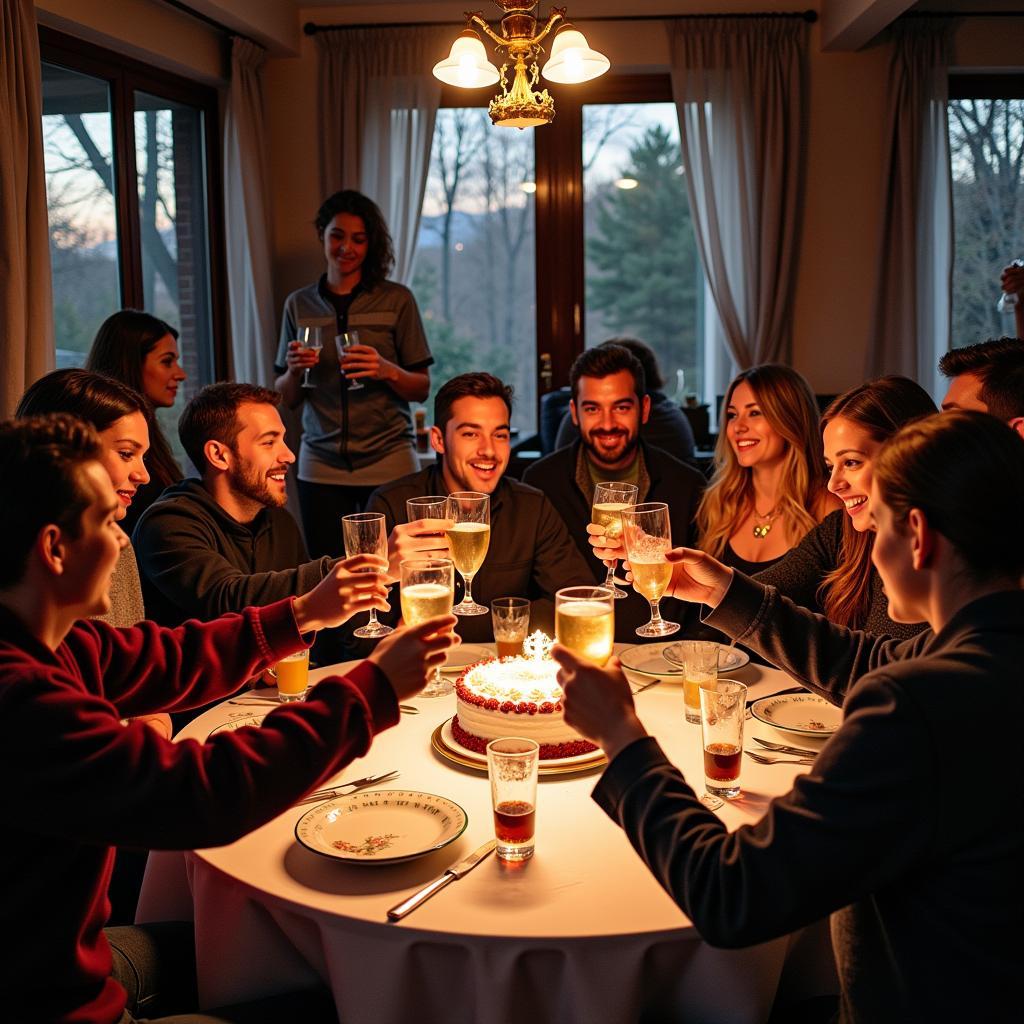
[541,26,609,85]
[432,29,500,88]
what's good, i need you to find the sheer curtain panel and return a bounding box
[0,0,54,414]
[315,26,445,285]
[667,16,807,386]
[224,37,277,387]
[867,18,953,391]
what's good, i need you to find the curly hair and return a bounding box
[315,190,395,291]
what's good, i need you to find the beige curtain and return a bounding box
[223,37,276,387]
[666,16,807,391]
[0,0,53,415]
[867,18,953,392]
[315,26,446,284]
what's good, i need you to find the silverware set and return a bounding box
[744,737,821,766]
[228,697,419,714]
[296,769,401,806]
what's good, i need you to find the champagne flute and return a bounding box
[400,558,455,698]
[555,586,615,666]
[591,481,638,599]
[620,502,680,638]
[446,491,490,616]
[342,513,394,638]
[298,325,322,389]
[336,329,364,391]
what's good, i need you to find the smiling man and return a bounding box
[366,373,592,641]
[133,383,339,630]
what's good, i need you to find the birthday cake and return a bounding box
[451,632,598,760]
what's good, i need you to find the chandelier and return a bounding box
[432,3,610,129]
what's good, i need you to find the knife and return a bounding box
[387,839,497,921]
[753,736,821,757]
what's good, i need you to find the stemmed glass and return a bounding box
[591,481,638,599]
[400,558,455,698]
[620,501,680,638]
[342,513,394,638]
[298,326,322,389]
[336,329,364,391]
[446,491,490,616]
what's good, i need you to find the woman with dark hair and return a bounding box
[275,189,433,557]
[556,410,1024,1021]
[754,375,937,639]
[86,310,186,533]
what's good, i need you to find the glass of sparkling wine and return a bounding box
[341,512,394,639]
[591,481,638,599]
[620,502,680,638]
[270,648,309,702]
[446,491,490,616]
[297,326,322,389]
[555,586,615,666]
[491,597,530,659]
[400,558,455,698]
[336,329,364,391]
[699,679,747,800]
[677,640,719,724]
[487,737,539,862]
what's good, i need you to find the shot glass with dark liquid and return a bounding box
[699,679,746,800]
[486,738,539,861]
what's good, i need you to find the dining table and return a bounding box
[137,646,838,1024]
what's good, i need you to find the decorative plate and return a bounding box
[749,693,843,737]
[431,719,606,777]
[622,642,749,681]
[440,644,494,674]
[208,713,268,736]
[661,641,750,673]
[294,790,467,865]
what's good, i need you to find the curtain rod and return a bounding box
[303,10,818,36]
[905,9,1024,15]
[158,0,258,46]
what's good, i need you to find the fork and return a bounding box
[744,750,814,767]
[630,678,662,695]
[753,737,820,757]
[298,770,400,805]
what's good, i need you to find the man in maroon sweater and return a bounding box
[0,414,456,1023]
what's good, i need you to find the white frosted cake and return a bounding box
[452,636,597,759]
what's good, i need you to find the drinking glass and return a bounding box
[555,586,614,666]
[620,502,680,638]
[446,491,490,616]
[400,558,455,698]
[699,679,747,800]
[677,640,719,724]
[487,737,539,862]
[341,512,394,639]
[491,596,530,659]
[591,481,638,599]
[406,495,449,524]
[298,325,322,389]
[336,329,364,391]
[270,648,309,702]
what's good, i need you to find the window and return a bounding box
[947,76,1024,348]
[40,28,225,457]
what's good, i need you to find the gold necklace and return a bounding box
[752,505,780,539]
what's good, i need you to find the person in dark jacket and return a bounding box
[939,335,1024,437]
[523,345,705,640]
[553,410,1023,1023]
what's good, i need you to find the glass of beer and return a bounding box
[271,649,310,702]
[699,679,747,800]
[491,597,530,658]
[298,326,322,389]
[400,557,455,698]
[336,329,364,391]
[555,586,615,666]
[677,640,719,724]
[591,481,638,599]
[620,502,680,638]
[342,512,394,639]
[446,491,490,616]
[487,737,539,862]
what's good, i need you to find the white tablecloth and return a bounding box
[138,656,836,1023]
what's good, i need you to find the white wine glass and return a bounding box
[342,512,394,639]
[336,329,364,391]
[620,501,680,638]
[298,325,322,389]
[555,586,615,666]
[446,491,490,616]
[591,481,638,599]
[400,558,455,698]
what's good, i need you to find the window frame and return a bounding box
[39,26,229,382]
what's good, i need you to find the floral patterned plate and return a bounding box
[294,790,468,865]
[749,693,842,737]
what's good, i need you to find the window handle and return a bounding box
[540,352,553,391]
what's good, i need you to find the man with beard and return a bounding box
[523,345,706,640]
[133,383,342,633]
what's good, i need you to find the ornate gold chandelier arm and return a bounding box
[467,7,566,51]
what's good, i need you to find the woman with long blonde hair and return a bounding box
[697,364,835,573]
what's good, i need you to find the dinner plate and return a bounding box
[621,642,749,681]
[440,644,493,674]
[208,713,268,736]
[661,641,750,673]
[294,789,467,865]
[749,693,842,737]
[431,719,606,776]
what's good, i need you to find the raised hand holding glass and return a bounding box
[342,513,394,638]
